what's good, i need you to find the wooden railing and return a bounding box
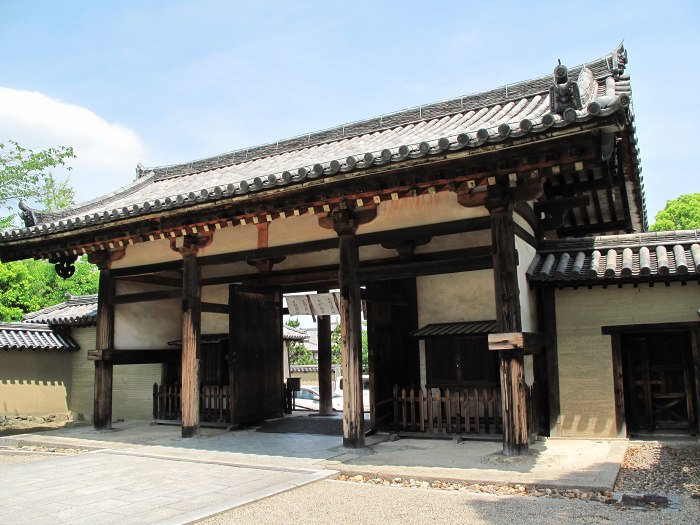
[393,384,502,435]
[394,383,540,437]
[152,383,231,425]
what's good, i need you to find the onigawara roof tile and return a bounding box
[23,294,98,326]
[4,45,640,242]
[527,230,700,284]
[0,323,80,351]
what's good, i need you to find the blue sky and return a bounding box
[1,0,698,224]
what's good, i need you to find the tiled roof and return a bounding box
[3,45,640,242]
[0,323,80,351]
[283,325,308,342]
[411,320,497,338]
[23,294,97,326]
[527,230,700,284]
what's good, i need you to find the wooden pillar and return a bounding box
[317,312,333,416]
[334,211,365,448]
[487,185,528,456]
[88,251,118,431]
[171,234,210,438]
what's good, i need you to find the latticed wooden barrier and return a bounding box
[152,383,231,424]
[393,385,503,435]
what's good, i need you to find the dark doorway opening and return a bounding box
[622,332,697,433]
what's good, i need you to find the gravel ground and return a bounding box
[196,439,700,525]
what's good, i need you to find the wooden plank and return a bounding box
[116,274,182,288]
[201,302,229,315]
[602,322,700,335]
[110,289,181,305]
[487,332,549,353]
[541,287,561,437]
[180,252,201,438]
[89,349,180,364]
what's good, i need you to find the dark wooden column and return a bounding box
[540,286,561,437]
[317,311,333,416]
[334,211,365,448]
[486,185,528,456]
[87,250,123,431]
[171,234,210,438]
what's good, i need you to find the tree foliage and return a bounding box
[331,322,369,368]
[285,318,315,365]
[0,256,99,321]
[0,141,93,321]
[0,140,75,228]
[650,193,700,231]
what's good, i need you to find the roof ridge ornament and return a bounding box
[549,62,582,121]
[612,44,628,80]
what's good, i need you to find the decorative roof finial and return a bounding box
[549,62,582,121]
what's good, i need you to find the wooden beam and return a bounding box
[115,274,182,288]
[201,302,229,315]
[111,260,183,277]
[602,321,700,335]
[88,349,181,364]
[540,287,561,437]
[110,289,181,305]
[487,332,549,353]
[691,329,700,433]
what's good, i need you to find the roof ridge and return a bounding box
[138,50,618,181]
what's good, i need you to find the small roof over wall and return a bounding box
[527,230,700,285]
[0,323,79,351]
[23,294,97,327]
[411,320,497,339]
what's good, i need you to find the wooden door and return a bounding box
[623,332,696,432]
[366,279,419,430]
[229,285,283,426]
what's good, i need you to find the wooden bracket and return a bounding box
[318,207,377,234]
[488,332,550,354]
[246,256,286,274]
[381,237,431,260]
[87,248,126,270]
[169,232,213,256]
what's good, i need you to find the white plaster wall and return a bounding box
[416,270,496,388]
[202,284,229,334]
[359,192,488,234]
[556,283,699,438]
[113,280,180,349]
[513,205,535,236]
[516,237,538,332]
[268,214,336,247]
[111,238,180,269]
[204,223,258,256]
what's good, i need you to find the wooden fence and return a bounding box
[394,383,540,437]
[152,383,231,424]
[393,384,502,435]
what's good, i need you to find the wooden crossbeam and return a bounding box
[487,332,549,354]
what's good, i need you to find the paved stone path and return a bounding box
[0,449,333,525]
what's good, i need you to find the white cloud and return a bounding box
[0,87,145,205]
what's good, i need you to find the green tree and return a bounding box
[0,140,75,229]
[0,256,98,321]
[286,318,315,365]
[650,193,700,231]
[0,141,95,321]
[330,322,369,369]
